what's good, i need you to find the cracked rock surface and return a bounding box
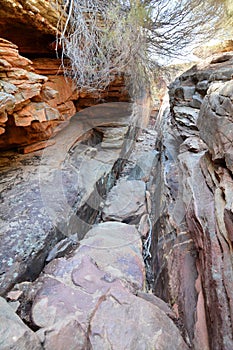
[153,52,233,349]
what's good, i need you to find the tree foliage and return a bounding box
[56,0,228,99]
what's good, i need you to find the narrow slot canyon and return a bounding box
[0,1,233,350]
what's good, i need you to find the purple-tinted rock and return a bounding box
[0,296,42,350]
[31,255,187,349]
[102,179,146,223]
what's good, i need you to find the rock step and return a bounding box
[16,221,187,349]
[2,117,188,349]
[0,102,134,296]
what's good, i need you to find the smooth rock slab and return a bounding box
[89,285,188,350]
[31,218,145,330]
[0,296,42,350]
[31,256,124,329]
[31,257,187,350]
[78,222,145,289]
[41,222,144,290]
[102,179,146,223]
[37,317,88,350]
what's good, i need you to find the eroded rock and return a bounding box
[30,254,186,349]
[37,317,88,350]
[0,296,42,350]
[102,179,146,223]
[0,103,134,295]
[198,80,233,173]
[153,52,233,349]
[0,39,72,149]
[89,287,188,350]
[77,222,145,289]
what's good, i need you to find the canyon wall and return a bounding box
[0,1,129,151]
[152,52,233,349]
[0,2,232,349]
[0,39,129,150]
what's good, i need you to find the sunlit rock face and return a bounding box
[0,0,71,150]
[0,40,130,151]
[194,39,233,59]
[0,1,130,151]
[152,52,233,349]
[0,39,76,150]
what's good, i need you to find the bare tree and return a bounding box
[56,0,227,99]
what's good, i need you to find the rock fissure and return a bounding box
[0,97,190,349]
[149,52,233,350]
[0,11,233,347]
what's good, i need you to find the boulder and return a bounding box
[89,285,188,350]
[30,255,187,350]
[76,222,145,289]
[0,296,42,350]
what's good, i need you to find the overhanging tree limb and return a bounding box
[56,0,228,99]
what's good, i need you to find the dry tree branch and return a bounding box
[55,0,226,99]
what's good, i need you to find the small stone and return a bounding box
[138,213,150,237]
[7,290,23,301]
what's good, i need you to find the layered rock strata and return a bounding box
[0,38,76,149]
[0,100,189,349]
[0,38,130,150]
[0,0,62,56]
[0,1,130,150]
[152,52,233,349]
[0,102,136,295]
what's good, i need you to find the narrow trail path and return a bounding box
[0,102,188,349]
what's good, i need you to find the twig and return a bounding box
[143,215,152,260]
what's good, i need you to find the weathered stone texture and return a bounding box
[198,80,233,173]
[0,39,130,150]
[0,296,42,350]
[30,254,187,349]
[153,52,233,349]
[0,39,75,149]
[0,1,130,151]
[102,179,146,223]
[0,0,62,56]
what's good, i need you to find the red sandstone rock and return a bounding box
[0,40,130,150]
[18,139,56,154]
[0,40,77,150]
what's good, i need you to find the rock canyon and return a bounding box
[0,1,232,350]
